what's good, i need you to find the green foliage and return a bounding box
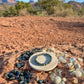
[0,0,84,17]
[15,1,26,10]
[3,1,33,17]
[63,3,72,9]
[36,0,61,14]
[3,6,17,17]
[0,11,4,17]
[78,7,84,16]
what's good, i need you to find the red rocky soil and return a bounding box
[0,15,84,84]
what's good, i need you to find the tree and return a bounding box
[15,1,26,10]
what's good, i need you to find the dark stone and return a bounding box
[12,70,20,76]
[5,73,9,80]
[8,73,14,78]
[30,74,33,79]
[15,63,24,69]
[32,48,41,53]
[9,77,15,80]
[26,78,30,83]
[15,76,19,79]
[5,52,13,56]
[20,81,25,84]
[15,50,19,53]
[2,51,5,54]
[37,80,44,84]
[18,56,22,62]
[18,76,25,82]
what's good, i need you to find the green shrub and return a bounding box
[78,7,84,16]
[1,0,84,17]
[52,7,78,17]
[3,6,17,17]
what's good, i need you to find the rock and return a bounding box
[69,65,74,70]
[61,81,65,84]
[54,76,61,84]
[62,77,67,82]
[66,63,73,68]
[70,58,76,63]
[69,68,75,72]
[9,77,15,80]
[30,74,33,79]
[50,74,55,81]
[20,81,25,84]
[36,76,39,81]
[15,50,19,53]
[70,72,75,76]
[11,70,20,76]
[72,78,78,84]
[64,53,69,58]
[15,63,24,69]
[37,80,45,84]
[18,76,25,82]
[73,60,78,65]
[42,49,47,52]
[78,58,83,62]
[5,73,9,80]
[57,69,62,77]
[80,69,84,76]
[59,57,67,64]
[74,64,81,69]
[57,51,65,57]
[8,73,14,78]
[26,78,30,83]
[74,70,82,77]
[47,48,55,52]
[48,71,52,74]
[53,68,57,73]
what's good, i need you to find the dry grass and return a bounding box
[52,7,78,17]
[19,8,29,16]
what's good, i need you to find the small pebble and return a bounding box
[20,81,25,84]
[72,78,78,84]
[74,64,81,69]
[60,58,67,63]
[50,74,55,81]
[64,53,69,58]
[69,68,75,72]
[15,63,24,69]
[70,72,75,76]
[57,51,65,57]
[57,69,62,77]
[70,58,76,63]
[74,70,82,77]
[36,76,39,81]
[80,69,84,76]
[61,81,65,84]
[37,80,44,84]
[69,65,74,70]
[62,77,67,82]
[26,78,30,83]
[54,76,61,84]
[47,48,55,52]
[42,49,47,52]
[78,58,83,62]
[73,60,78,65]
[66,63,73,68]
[5,73,9,79]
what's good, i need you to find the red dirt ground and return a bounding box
[0,15,84,84]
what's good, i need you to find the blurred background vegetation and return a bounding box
[0,0,84,17]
